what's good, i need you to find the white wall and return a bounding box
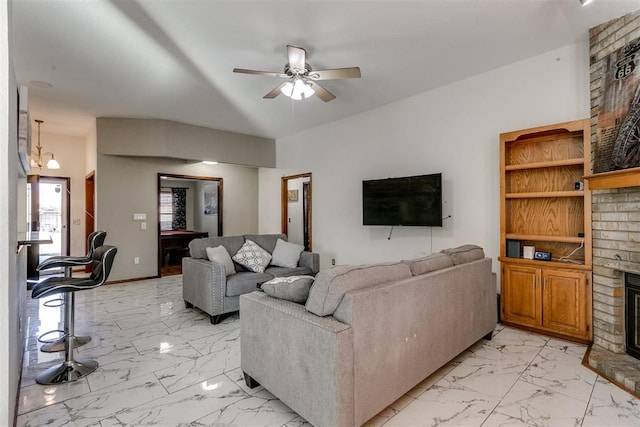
[260,42,590,275]
[97,155,258,281]
[1,1,23,423]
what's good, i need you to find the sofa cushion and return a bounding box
[305,262,412,316]
[265,265,313,278]
[404,253,453,276]
[226,272,274,297]
[233,239,272,273]
[441,244,485,265]
[271,238,304,268]
[189,236,245,260]
[205,246,236,276]
[261,275,315,304]
[243,234,287,254]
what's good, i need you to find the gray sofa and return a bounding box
[240,245,496,427]
[182,233,319,324]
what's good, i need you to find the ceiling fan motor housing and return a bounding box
[284,63,312,76]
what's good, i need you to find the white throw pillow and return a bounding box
[232,239,272,273]
[206,246,235,276]
[271,238,304,268]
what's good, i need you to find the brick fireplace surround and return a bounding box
[586,10,640,396]
[588,187,640,395]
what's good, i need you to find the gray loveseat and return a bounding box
[240,245,496,427]
[182,233,319,324]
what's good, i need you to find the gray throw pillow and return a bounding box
[271,238,304,268]
[441,244,485,265]
[261,275,315,304]
[205,245,235,276]
[232,239,272,273]
[404,253,454,276]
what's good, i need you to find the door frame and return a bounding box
[156,173,224,277]
[27,175,71,277]
[281,173,312,251]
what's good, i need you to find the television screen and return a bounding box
[362,173,442,227]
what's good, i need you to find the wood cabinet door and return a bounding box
[502,264,542,327]
[542,269,588,338]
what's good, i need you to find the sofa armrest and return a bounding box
[182,257,226,316]
[299,251,320,274]
[240,292,353,427]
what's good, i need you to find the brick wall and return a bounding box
[590,10,640,353]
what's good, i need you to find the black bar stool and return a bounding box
[31,245,117,385]
[36,230,107,353]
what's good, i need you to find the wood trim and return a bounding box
[584,167,640,190]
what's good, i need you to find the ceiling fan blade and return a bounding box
[263,82,287,99]
[309,67,361,80]
[233,68,288,78]
[309,81,336,102]
[287,45,306,73]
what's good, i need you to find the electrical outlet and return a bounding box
[73,219,81,225]
[134,257,140,264]
[141,222,147,230]
[332,258,336,266]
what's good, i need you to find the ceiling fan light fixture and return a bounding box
[281,77,315,100]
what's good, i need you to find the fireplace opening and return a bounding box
[625,273,640,360]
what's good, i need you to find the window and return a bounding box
[160,189,173,231]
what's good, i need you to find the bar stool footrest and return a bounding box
[40,335,91,353]
[35,358,98,384]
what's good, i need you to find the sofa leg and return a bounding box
[185,301,193,309]
[483,331,493,341]
[210,315,223,325]
[244,372,260,389]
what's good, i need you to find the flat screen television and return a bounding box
[362,173,442,227]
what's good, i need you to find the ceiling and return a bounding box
[10,0,640,139]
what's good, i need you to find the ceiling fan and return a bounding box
[233,45,361,102]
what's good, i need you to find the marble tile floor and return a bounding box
[17,275,640,427]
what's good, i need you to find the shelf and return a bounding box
[505,158,585,171]
[498,256,591,271]
[584,167,640,190]
[505,234,585,244]
[505,190,584,199]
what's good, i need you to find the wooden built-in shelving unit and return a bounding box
[499,119,593,343]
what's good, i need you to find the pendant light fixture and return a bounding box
[31,119,60,169]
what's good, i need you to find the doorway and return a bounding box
[282,173,312,251]
[26,175,71,277]
[84,171,95,272]
[157,173,223,277]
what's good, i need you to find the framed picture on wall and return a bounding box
[204,183,218,215]
[288,189,298,202]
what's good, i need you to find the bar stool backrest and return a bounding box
[90,245,117,285]
[87,230,107,258]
